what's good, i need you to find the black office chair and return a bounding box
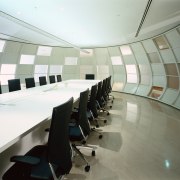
[57,75,62,82]
[39,76,47,86]
[69,89,97,172]
[101,79,112,108]
[85,74,95,80]
[8,79,21,92]
[96,81,110,115]
[3,97,74,180]
[49,75,56,84]
[107,76,114,101]
[25,77,35,89]
[0,82,2,94]
[87,84,107,127]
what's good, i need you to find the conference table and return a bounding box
[0,79,99,153]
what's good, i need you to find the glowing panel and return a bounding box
[20,55,35,64]
[37,46,52,56]
[65,57,78,65]
[0,64,16,74]
[120,45,132,55]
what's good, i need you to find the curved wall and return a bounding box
[0,26,180,109]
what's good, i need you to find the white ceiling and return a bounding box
[0,0,180,48]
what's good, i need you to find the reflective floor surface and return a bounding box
[67,92,180,180]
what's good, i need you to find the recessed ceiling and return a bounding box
[0,0,180,48]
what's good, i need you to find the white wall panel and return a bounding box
[112,82,124,91]
[136,85,151,96]
[63,48,79,56]
[160,49,176,63]
[152,76,166,87]
[97,65,109,74]
[50,47,64,64]
[139,65,151,74]
[173,48,180,62]
[108,47,121,56]
[79,57,94,65]
[166,30,180,48]
[123,55,136,64]
[151,64,166,75]
[131,42,145,54]
[174,94,180,108]
[63,65,79,74]
[140,75,151,85]
[35,56,49,64]
[1,41,22,64]
[161,89,179,105]
[95,48,109,65]
[49,65,62,74]
[16,65,33,75]
[147,52,162,63]
[113,74,126,82]
[97,74,109,80]
[63,74,79,80]
[142,39,157,53]
[112,65,125,74]
[123,84,138,94]
[119,74,126,82]
[135,53,149,64]
[20,44,37,54]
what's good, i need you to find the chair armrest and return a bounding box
[10,155,40,165]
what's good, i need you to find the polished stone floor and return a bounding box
[67,92,180,180]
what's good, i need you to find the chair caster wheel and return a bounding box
[110,106,112,109]
[104,120,107,123]
[107,112,110,115]
[99,135,103,139]
[85,165,90,172]
[92,150,96,156]
[82,140,86,144]
[96,125,99,128]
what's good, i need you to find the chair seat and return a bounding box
[69,125,84,141]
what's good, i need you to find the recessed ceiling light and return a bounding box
[17,11,21,15]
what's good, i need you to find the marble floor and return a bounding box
[67,92,180,180]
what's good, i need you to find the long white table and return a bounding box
[0,80,99,153]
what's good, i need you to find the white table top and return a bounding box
[0,79,100,153]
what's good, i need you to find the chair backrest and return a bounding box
[49,75,56,84]
[88,84,98,117]
[39,76,47,86]
[106,77,110,92]
[8,79,21,92]
[56,74,62,82]
[101,79,107,98]
[48,97,73,173]
[85,74,95,80]
[78,89,91,136]
[0,82,2,94]
[25,77,35,89]
[108,76,112,91]
[96,81,102,100]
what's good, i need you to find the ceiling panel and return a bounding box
[0,0,179,48]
